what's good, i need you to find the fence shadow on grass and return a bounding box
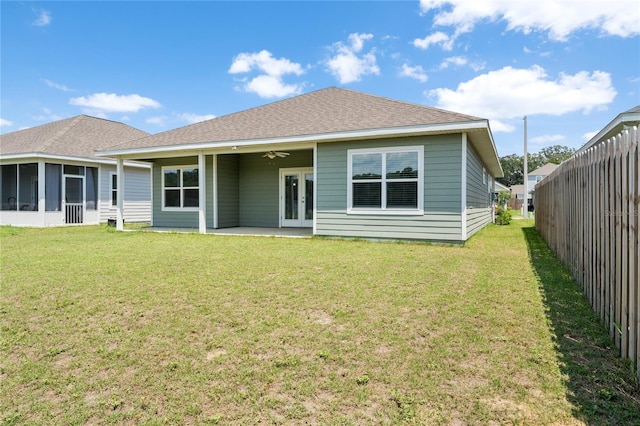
[522,225,640,425]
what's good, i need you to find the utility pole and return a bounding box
[523,116,528,218]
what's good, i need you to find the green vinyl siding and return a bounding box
[316,134,463,241]
[466,142,492,238]
[152,156,200,228]
[238,150,312,227]
[217,154,239,228]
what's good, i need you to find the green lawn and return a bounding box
[1,222,638,425]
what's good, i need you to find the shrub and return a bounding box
[495,207,512,225]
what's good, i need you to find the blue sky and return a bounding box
[1,0,639,157]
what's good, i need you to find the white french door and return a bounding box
[280,168,313,227]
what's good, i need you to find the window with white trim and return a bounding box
[162,166,199,210]
[110,173,117,208]
[347,146,423,214]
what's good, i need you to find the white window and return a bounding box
[110,172,117,208]
[347,146,423,215]
[162,166,199,210]
[483,167,487,184]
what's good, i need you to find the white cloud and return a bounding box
[326,33,380,84]
[583,131,598,141]
[42,79,73,92]
[399,64,428,82]
[32,9,51,27]
[412,31,454,50]
[530,134,566,144]
[229,50,304,76]
[0,118,13,127]
[69,93,161,112]
[428,65,617,132]
[146,116,167,126]
[439,56,467,68]
[438,56,485,72]
[177,113,216,124]
[419,0,640,41]
[229,50,305,98]
[31,108,63,122]
[489,120,515,133]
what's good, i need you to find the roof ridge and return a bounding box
[335,87,484,121]
[39,115,84,153]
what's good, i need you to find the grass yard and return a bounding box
[1,222,638,425]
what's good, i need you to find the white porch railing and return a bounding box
[65,203,83,224]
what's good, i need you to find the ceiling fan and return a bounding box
[262,151,290,159]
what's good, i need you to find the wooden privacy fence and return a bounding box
[535,126,639,379]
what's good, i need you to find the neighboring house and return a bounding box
[528,163,558,197]
[98,88,503,243]
[0,115,151,227]
[576,105,640,154]
[509,163,558,201]
[494,180,509,195]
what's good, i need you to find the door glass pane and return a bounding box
[305,173,313,220]
[285,175,298,220]
[65,177,83,204]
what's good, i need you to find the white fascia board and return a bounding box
[96,121,491,159]
[577,111,640,154]
[0,152,151,168]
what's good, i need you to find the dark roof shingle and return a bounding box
[106,87,483,151]
[0,115,148,159]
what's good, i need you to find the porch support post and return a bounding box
[461,133,468,241]
[38,160,46,226]
[198,152,206,234]
[116,157,124,231]
[312,143,317,235]
[212,154,218,229]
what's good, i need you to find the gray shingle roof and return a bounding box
[105,87,484,151]
[529,162,559,176]
[0,115,148,159]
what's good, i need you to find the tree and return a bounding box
[497,145,574,186]
[498,154,523,187]
[538,145,575,164]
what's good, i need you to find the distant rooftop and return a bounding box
[0,115,149,160]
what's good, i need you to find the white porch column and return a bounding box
[116,157,124,231]
[38,160,46,226]
[312,143,317,235]
[461,133,468,241]
[212,154,218,229]
[198,152,206,234]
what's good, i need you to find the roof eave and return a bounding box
[577,111,640,154]
[97,120,488,155]
[0,152,151,168]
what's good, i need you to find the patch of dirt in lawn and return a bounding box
[307,309,333,325]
